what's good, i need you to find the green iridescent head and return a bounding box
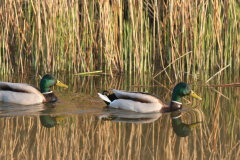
[171,83,202,103]
[40,74,68,93]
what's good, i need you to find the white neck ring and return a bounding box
[42,91,53,94]
[171,100,182,105]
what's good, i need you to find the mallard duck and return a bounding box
[97,82,202,113]
[0,74,68,105]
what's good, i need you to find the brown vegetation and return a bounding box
[0,0,239,76]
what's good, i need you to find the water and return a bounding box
[0,72,239,159]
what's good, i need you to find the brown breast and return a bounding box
[43,92,58,103]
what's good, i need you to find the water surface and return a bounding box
[0,72,239,159]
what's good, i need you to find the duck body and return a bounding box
[98,83,202,113]
[0,74,68,105]
[98,89,169,113]
[0,82,46,105]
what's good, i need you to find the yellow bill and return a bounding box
[189,122,201,130]
[56,80,68,88]
[190,90,202,100]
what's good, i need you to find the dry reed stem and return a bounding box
[153,51,192,79]
[205,83,230,100]
[206,64,231,83]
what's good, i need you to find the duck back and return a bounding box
[0,82,45,105]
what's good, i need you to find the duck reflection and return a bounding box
[0,102,65,128]
[40,109,65,128]
[0,102,54,117]
[171,110,201,137]
[99,109,162,124]
[100,108,201,137]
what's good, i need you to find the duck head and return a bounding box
[40,74,68,93]
[171,83,202,107]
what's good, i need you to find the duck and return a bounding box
[0,74,68,105]
[97,82,202,113]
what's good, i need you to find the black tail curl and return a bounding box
[102,90,118,105]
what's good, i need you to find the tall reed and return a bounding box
[0,0,239,78]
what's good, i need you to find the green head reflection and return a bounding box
[40,109,65,128]
[171,110,201,137]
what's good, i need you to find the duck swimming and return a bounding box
[97,83,202,113]
[0,74,68,105]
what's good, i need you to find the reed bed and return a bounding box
[0,0,239,76]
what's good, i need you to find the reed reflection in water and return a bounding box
[0,70,240,159]
[0,104,234,160]
[0,107,203,160]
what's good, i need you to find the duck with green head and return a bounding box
[0,74,68,105]
[97,82,202,113]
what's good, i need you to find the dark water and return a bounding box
[0,72,239,159]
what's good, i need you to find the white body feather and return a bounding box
[108,99,162,113]
[0,82,45,105]
[98,89,166,113]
